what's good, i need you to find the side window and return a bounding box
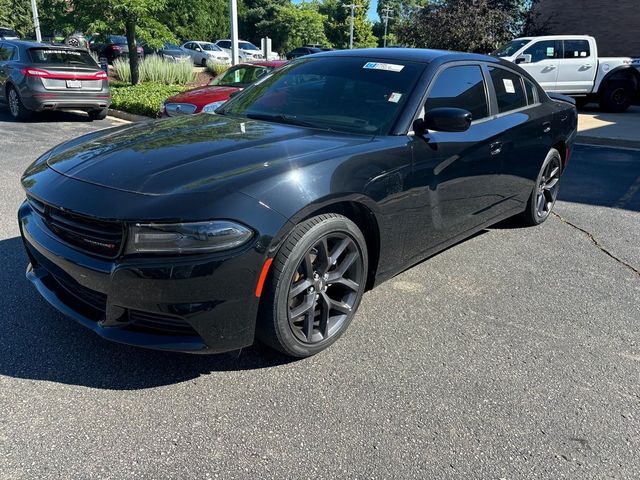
[218,41,231,49]
[0,45,8,61]
[488,67,527,113]
[524,79,537,105]
[563,40,590,58]
[184,43,193,50]
[523,40,559,63]
[425,65,489,121]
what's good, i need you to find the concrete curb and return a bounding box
[107,109,150,123]
[576,135,640,150]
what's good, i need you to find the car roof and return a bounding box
[238,60,287,68]
[312,47,499,64]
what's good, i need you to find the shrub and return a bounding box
[206,60,229,77]
[110,82,190,117]
[112,55,195,85]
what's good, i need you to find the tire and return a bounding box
[201,58,207,67]
[599,80,634,113]
[257,214,368,357]
[88,108,108,121]
[520,148,562,226]
[574,97,590,109]
[64,35,82,48]
[6,85,32,121]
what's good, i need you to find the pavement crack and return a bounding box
[552,212,640,277]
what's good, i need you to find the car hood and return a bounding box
[166,86,240,106]
[42,114,372,196]
[163,49,188,56]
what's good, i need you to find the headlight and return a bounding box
[202,101,226,113]
[125,221,253,254]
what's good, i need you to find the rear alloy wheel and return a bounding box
[7,86,32,121]
[521,148,562,226]
[600,80,634,113]
[258,214,368,357]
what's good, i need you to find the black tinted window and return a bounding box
[0,45,16,61]
[524,79,536,104]
[523,40,559,62]
[425,65,488,121]
[218,41,231,48]
[563,40,590,58]
[29,48,97,66]
[0,28,18,38]
[222,57,424,135]
[489,67,527,113]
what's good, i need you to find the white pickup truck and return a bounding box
[492,35,640,112]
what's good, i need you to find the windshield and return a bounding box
[219,57,423,135]
[110,35,127,45]
[0,28,18,38]
[164,43,180,50]
[239,42,259,51]
[490,39,531,57]
[202,43,220,51]
[29,48,97,66]
[210,65,271,87]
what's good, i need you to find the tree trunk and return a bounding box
[125,18,139,85]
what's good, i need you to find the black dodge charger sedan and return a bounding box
[19,48,577,357]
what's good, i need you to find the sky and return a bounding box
[293,0,380,21]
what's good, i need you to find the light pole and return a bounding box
[30,0,41,42]
[343,2,361,49]
[229,0,239,65]
[381,6,393,48]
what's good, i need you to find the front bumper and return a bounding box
[18,199,273,354]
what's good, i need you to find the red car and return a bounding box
[161,60,287,117]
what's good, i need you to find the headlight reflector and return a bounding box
[202,101,226,113]
[126,221,253,254]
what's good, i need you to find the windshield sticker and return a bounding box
[503,78,515,94]
[388,92,403,103]
[363,62,404,72]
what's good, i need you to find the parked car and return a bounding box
[161,60,286,116]
[142,42,190,62]
[0,27,19,40]
[18,48,576,357]
[492,35,640,112]
[214,39,278,61]
[286,46,322,60]
[89,34,143,63]
[182,41,231,66]
[0,40,110,120]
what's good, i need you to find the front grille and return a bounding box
[127,310,200,337]
[29,197,124,258]
[51,273,107,312]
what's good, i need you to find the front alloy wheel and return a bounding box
[258,214,368,357]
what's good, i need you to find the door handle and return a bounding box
[542,122,552,133]
[581,64,593,69]
[490,141,502,156]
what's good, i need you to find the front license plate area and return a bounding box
[66,80,82,88]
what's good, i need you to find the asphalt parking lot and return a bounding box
[0,110,639,479]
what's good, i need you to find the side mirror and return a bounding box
[422,107,472,133]
[516,54,532,64]
[196,47,202,52]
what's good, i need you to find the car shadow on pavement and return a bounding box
[0,237,294,390]
[0,109,94,123]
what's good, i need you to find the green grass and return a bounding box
[113,55,195,85]
[110,82,190,117]
[206,61,229,77]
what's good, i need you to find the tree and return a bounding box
[239,0,289,47]
[159,0,228,43]
[0,0,35,38]
[68,0,175,85]
[319,0,377,49]
[259,3,329,53]
[397,0,520,53]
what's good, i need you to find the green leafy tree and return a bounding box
[239,0,289,46]
[159,0,228,43]
[397,0,521,53]
[319,0,377,49]
[259,3,328,53]
[0,0,34,37]
[68,0,175,84]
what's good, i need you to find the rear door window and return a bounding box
[425,65,489,121]
[563,40,590,58]
[523,40,561,62]
[524,78,537,104]
[488,66,527,113]
[29,48,97,66]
